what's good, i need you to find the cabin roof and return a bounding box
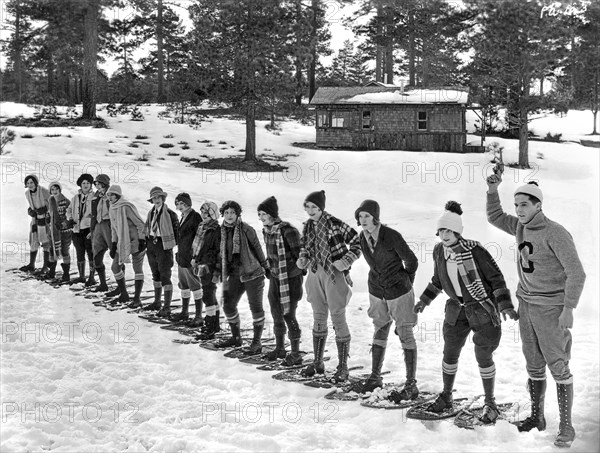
[311,86,469,105]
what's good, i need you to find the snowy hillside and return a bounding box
[1,103,598,452]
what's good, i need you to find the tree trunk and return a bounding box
[244,102,256,161]
[539,76,544,96]
[157,0,165,103]
[408,11,415,86]
[385,40,393,84]
[518,86,530,168]
[14,4,23,102]
[294,0,303,105]
[593,110,598,135]
[308,0,318,102]
[47,56,55,98]
[593,70,599,135]
[375,5,383,82]
[82,0,99,120]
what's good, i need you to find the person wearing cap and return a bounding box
[487,173,586,447]
[257,196,304,365]
[414,200,517,423]
[90,174,113,292]
[66,174,96,285]
[48,182,73,282]
[190,201,222,336]
[142,186,179,316]
[351,199,419,397]
[106,185,146,305]
[20,175,53,274]
[296,190,361,382]
[215,200,269,353]
[173,193,203,323]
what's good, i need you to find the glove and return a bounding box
[28,207,36,217]
[36,206,48,215]
[332,259,349,271]
[110,242,117,259]
[66,219,77,229]
[414,300,428,314]
[199,264,210,277]
[212,274,220,284]
[264,268,271,280]
[138,239,146,252]
[501,308,519,321]
[296,257,308,270]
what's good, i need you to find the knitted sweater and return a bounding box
[486,191,586,308]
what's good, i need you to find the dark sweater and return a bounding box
[176,209,202,267]
[360,224,418,299]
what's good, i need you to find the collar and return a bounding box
[523,211,546,231]
[364,223,381,243]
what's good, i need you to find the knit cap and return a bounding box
[257,196,279,219]
[106,185,123,197]
[305,190,326,211]
[94,174,111,187]
[354,199,380,225]
[49,181,62,192]
[436,201,464,235]
[175,192,192,207]
[514,182,543,203]
[200,201,219,220]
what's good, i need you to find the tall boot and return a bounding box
[427,370,456,412]
[144,283,162,310]
[72,261,86,284]
[38,251,50,274]
[302,335,326,376]
[264,330,287,361]
[20,251,38,272]
[105,281,123,297]
[283,337,303,366]
[115,277,129,303]
[172,297,190,323]
[480,375,499,424]
[397,349,419,400]
[517,379,547,432]
[128,280,144,308]
[44,261,57,280]
[215,322,243,348]
[332,340,350,383]
[85,264,96,287]
[157,287,172,317]
[60,263,71,283]
[213,310,221,333]
[189,298,203,327]
[247,323,264,354]
[554,383,575,448]
[93,266,108,292]
[353,345,385,393]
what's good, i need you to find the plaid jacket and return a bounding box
[299,212,361,272]
[263,221,303,278]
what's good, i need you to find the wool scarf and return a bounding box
[264,221,291,314]
[447,238,501,326]
[220,218,241,288]
[111,198,145,265]
[145,204,176,250]
[192,218,219,258]
[26,186,51,248]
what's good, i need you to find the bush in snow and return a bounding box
[1,127,16,154]
[486,141,504,164]
[130,106,144,121]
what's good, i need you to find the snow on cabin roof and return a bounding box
[310,86,469,105]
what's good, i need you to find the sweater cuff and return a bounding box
[493,288,514,312]
[420,282,442,305]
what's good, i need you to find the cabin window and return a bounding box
[362,111,371,129]
[418,111,427,130]
[331,111,350,128]
[317,112,330,128]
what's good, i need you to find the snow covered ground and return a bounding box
[1,102,598,452]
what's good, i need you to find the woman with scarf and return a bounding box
[21,174,54,274]
[414,201,518,424]
[215,200,269,354]
[106,185,146,306]
[258,196,304,365]
[66,174,96,286]
[90,174,113,292]
[191,201,222,337]
[142,186,179,316]
[48,182,73,282]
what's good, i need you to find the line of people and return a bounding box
[20,171,585,448]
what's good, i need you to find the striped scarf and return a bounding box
[145,205,176,250]
[448,238,501,326]
[96,194,110,223]
[264,222,291,314]
[26,186,51,249]
[220,218,241,289]
[192,218,219,258]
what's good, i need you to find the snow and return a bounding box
[1,103,598,452]
[345,89,469,105]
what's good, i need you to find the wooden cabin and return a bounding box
[310,86,469,152]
